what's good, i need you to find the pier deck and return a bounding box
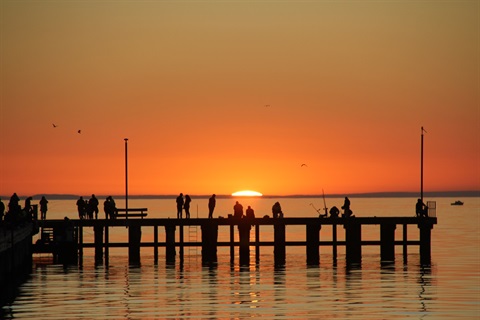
[34,216,437,266]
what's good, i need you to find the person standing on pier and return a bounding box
[184,194,192,219]
[24,197,33,216]
[39,196,48,220]
[233,201,244,219]
[208,194,216,219]
[103,196,116,219]
[8,193,20,214]
[176,193,184,219]
[76,196,85,219]
[89,194,99,219]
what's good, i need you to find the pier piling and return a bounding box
[418,220,433,265]
[94,225,103,264]
[128,224,141,265]
[274,220,286,266]
[165,224,176,264]
[345,221,362,264]
[306,221,321,266]
[380,223,396,261]
[201,220,218,264]
[238,221,251,266]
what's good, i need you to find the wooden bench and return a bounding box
[115,208,148,219]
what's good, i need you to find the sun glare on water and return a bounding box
[231,190,263,197]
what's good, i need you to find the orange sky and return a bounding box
[0,1,479,196]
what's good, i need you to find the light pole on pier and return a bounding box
[125,138,129,218]
[420,127,427,202]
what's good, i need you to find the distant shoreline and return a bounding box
[1,191,478,200]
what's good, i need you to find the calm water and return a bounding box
[2,197,479,319]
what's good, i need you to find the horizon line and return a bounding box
[2,190,478,200]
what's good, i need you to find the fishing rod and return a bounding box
[322,189,328,217]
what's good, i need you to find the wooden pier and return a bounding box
[0,222,35,306]
[34,216,437,266]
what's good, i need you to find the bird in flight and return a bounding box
[301,164,307,167]
[52,123,57,128]
[77,130,81,134]
[265,104,270,107]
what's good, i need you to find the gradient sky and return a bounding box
[1,1,479,196]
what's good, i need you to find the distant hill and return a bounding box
[0,190,478,200]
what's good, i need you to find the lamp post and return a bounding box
[420,127,426,202]
[125,138,129,218]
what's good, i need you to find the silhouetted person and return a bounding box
[184,194,191,219]
[246,206,255,219]
[233,201,244,219]
[272,202,283,218]
[109,196,117,219]
[40,196,48,220]
[208,194,216,219]
[87,194,98,219]
[416,199,428,217]
[24,196,33,215]
[103,196,116,219]
[341,197,353,218]
[176,193,184,219]
[329,206,340,218]
[246,205,255,225]
[86,200,94,220]
[76,196,85,219]
[0,198,5,221]
[9,193,20,214]
[342,197,350,211]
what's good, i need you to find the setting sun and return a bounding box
[231,190,263,197]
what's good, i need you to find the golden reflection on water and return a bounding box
[2,197,479,319]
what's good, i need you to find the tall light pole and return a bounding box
[125,138,129,218]
[420,127,426,202]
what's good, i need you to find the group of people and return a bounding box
[0,193,49,224]
[175,193,218,219]
[76,195,117,220]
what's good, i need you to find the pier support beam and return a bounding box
[345,221,362,264]
[418,220,434,265]
[94,225,103,265]
[274,219,286,266]
[154,226,158,264]
[238,221,251,266]
[332,222,338,262]
[128,224,142,265]
[104,225,109,265]
[306,221,321,266]
[229,224,235,264]
[380,223,396,262]
[78,225,83,264]
[165,224,176,264]
[255,224,260,264]
[201,220,218,265]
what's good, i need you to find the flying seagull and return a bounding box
[301,164,307,167]
[77,130,81,134]
[52,123,57,128]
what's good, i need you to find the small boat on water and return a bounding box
[451,200,464,206]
